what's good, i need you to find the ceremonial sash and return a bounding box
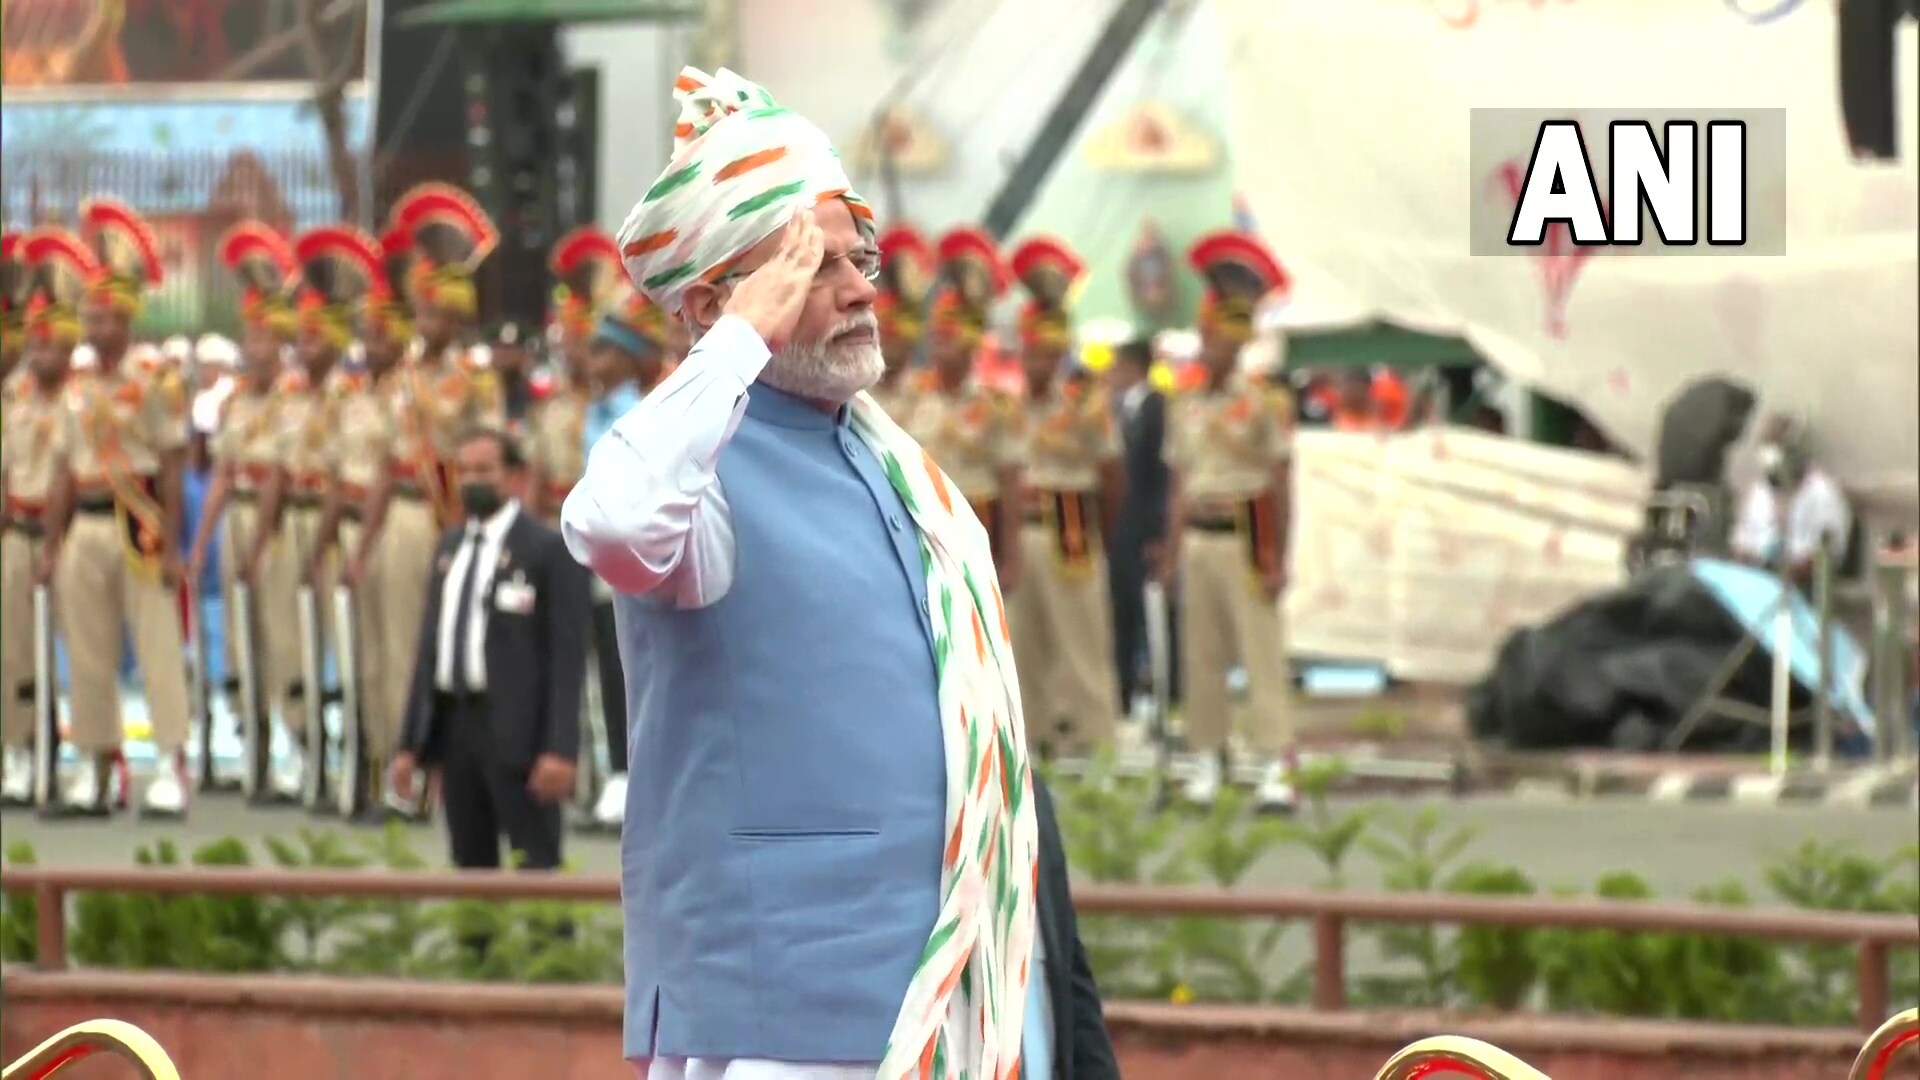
[400,368,461,527]
[81,381,168,583]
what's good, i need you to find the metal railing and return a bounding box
[5,1010,1916,1080]
[4,866,1914,1032]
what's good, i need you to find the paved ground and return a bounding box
[5,792,1913,903]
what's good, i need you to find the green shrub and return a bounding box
[4,778,1914,1029]
[2,840,39,963]
[1446,863,1538,1011]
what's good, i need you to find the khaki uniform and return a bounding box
[525,386,587,522]
[211,377,299,736]
[376,348,501,765]
[1008,377,1121,753]
[902,374,1020,551]
[1164,375,1294,754]
[329,369,395,769]
[273,369,341,720]
[52,365,190,752]
[2,373,61,751]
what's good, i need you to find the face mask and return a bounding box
[460,482,504,519]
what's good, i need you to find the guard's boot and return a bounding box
[0,745,33,805]
[1182,750,1224,807]
[1253,749,1300,816]
[60,752,118,817]
[141,748,190,819]
[591,773,627,830]
[271,738,306,802]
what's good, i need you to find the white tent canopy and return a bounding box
[1220,0,1919,521]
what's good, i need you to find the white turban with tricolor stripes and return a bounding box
[617,67,875,317]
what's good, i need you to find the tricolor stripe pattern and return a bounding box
[616,67,874,317]
[849,393,1039,1080]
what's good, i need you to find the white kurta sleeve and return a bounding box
[561,315,770,603]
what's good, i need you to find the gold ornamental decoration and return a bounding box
[3,1019,180,1080]
[848,104,949,176]
[1084,101,1219,174]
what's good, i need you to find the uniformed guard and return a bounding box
[187,221,304,800]
[347,186,502,818]
[904,227,1022,581]
[1,231,23,380]
[1,231,69,804]
[1162,230,1297,811]
[531,227,622,522]
[249,231,355,807]
[1005,235,1123,759]
[486,319,540,438]
[1,230,28,801]
[43,200,193,816]
[306,225,400,817]
[871,223,933,418]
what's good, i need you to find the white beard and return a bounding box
[758,314,885,403]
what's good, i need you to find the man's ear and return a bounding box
[680,285,723,337]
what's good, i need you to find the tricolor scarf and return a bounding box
[620,66,1039,1080]
[848,391,1039,1080]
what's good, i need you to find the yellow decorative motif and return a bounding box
[2,1019,180,1079]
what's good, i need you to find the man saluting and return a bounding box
[562,69,1039,1080]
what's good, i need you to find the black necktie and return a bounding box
[448,525,484,692]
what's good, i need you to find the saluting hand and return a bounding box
[722,211,824,350]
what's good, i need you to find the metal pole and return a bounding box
[980,0,1169,238]
[1769,566,1793,778]
[1876,550,1915,764]
[360,0,386,230]
[1814,545,1833,771]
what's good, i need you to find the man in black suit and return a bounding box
[392,428,592,870]
[1106,337,1177,713]
[1031,775,1121,1079]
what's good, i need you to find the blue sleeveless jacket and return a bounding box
[615,385,947,1062]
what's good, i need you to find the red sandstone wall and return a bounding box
[0,973,1864,1080]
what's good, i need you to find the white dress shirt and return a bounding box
[435,500,520,691]
[562,315,771,607]
[1731,470,1850,568]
